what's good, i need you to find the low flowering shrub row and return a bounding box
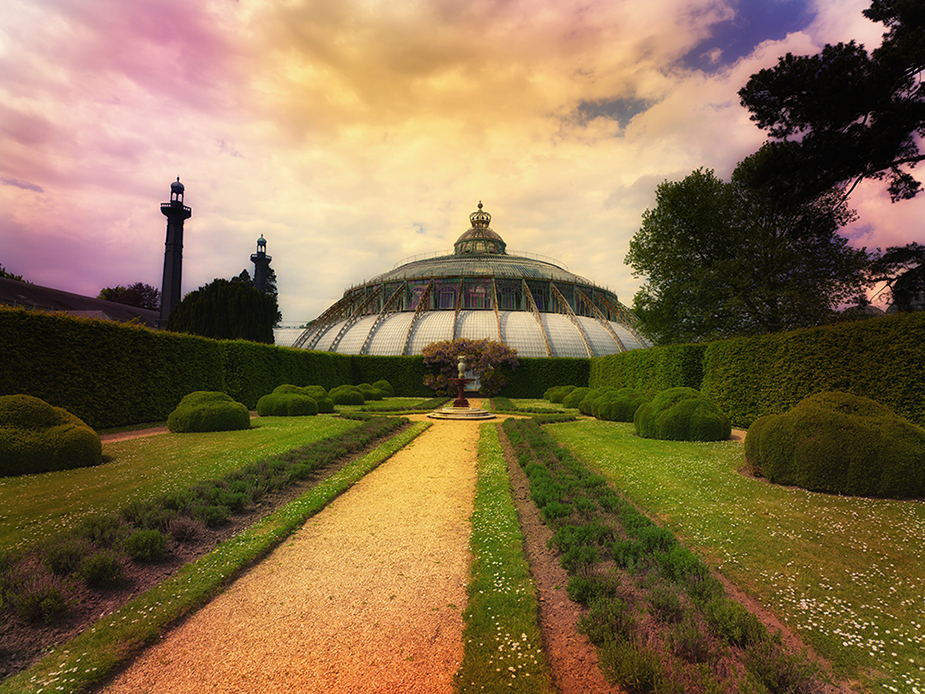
[0,417,407,625]
[502,418,824,694]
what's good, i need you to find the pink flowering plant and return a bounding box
[422,338,519,397]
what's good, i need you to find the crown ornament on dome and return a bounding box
[469,201,491,228]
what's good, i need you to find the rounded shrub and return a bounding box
[580,388,620,416]
[256,392,319,417]
[372,379,395,397]
[562,387,592,409]
[744,391,925,498]
[546,385,577,403]
[357,383,385,401]
[0,394,102,476]
[597,388,649,422]
[167,391,250,433]
[634,387,731,441]
[314,396,335,413]
[302,385,329,400]
[78,551,126,587]
[124,529,168,563]
[329,385,365,406]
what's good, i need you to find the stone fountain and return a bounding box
[427,356,495,420]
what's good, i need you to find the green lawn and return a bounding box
[547,418,925,694]
[0,415,359,552]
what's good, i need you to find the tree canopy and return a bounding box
[869,242,925,311]
[0,265,26,282]
[625,154,871,344]
[738,0,925,202]
[98,283,160,311]
[166,278,280,343]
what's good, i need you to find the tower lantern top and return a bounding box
[170,177,185,203]
[257,234,267,252]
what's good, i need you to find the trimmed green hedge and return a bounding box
[0,307,225,429]
[501,357,590,398]
[702,312,925,428]
[4,306,923,430]
[589,344,704,397]
[350,355,430,397]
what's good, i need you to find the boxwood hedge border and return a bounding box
[3,306,922,429]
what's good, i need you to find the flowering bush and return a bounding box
[421,338,518,397]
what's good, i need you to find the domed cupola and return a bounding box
[454,202,507,255]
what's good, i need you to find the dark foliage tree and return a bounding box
[738,0,925,203]
[166,278,279,343]
[98,283,161,311]
[0,264,26,282]
[626,153,871,344]
[869,242,925,311]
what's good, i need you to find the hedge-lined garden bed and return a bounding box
[503,417,826,693]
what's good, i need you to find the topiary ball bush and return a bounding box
[634,387,731,442]
[598,388,649,422]
[744,391,925,498]
[256,392,319,417]
[562,387,592,409]
[302,385,329,400]
[167,391,250,433]
[372,380,395,397]
[546,385,577,403]
[329,385,365,406]
[0,394,102,476]
[314,396,335,413]
[579,388,615,416]
[357,383,385,401]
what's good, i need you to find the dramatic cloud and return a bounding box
[0,0,920,323]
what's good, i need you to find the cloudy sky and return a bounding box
[1,0,921,324]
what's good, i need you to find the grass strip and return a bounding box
[0,421,430,694]
[549,418,925,694]
[490,397,565,415]
[454,423,556,694]
[504,417,826,694]
[0,415,360,552]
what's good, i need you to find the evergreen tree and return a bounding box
[98,283,160,311]
[166,278,279,343]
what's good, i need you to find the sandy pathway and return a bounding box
[102,416,482,694]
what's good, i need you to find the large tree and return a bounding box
[98,282,160,311]
[868,242,925,311]
[626,155,871,344]
[166,278,279,343]
[738,0,925,202]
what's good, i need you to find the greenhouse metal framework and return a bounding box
[286,203,649,358]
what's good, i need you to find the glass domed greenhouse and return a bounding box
[283,203,650,358]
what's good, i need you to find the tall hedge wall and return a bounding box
[0,307,224,429]
[350,355,431,397]
[589,343,705,397]
[5,306,921,430]
[701,312,925,428]
[501,357,590,398]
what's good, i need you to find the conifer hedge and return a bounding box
[4,306,922,430]
[701,312,925,428]
[589,343,705,397]
[501,357,590,398]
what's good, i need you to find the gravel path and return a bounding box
[102,414,483,694]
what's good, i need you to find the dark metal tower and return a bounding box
[251,234,271,293]
[158,177,192,328]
